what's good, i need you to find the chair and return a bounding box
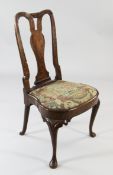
[15,9,100,169]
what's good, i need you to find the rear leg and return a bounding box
[20,105,30,135]
[89,99,100,137]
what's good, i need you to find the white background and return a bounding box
[0,0,113,175]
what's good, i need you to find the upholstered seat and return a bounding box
[30,80,98,110]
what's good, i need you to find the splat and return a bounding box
[30,30,50,84]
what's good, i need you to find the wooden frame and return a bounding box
[15,9,100,169]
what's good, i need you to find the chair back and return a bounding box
[15,10,62,92]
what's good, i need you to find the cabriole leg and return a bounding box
[20,105,30,135]
[89,99,100,137]
[45,119,64,169]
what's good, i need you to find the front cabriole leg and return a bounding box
[89,99,100,137]
[45,118,69,169]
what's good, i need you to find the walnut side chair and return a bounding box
[15,9,100,169]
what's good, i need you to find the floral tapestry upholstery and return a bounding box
[30,80,98,110]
